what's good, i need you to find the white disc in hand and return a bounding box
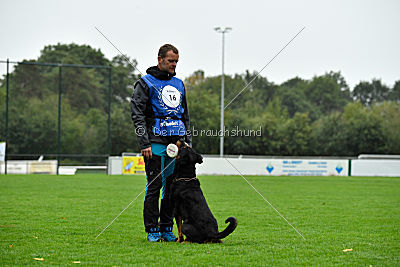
[166,144,179,158]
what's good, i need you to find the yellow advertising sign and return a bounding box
[122,156,145,175]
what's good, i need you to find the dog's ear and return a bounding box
[177,147,189,165]
[187,148,196,164]
[196,153,203,164]
[187,148,203,165]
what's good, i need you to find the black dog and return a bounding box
[171,142,237,243]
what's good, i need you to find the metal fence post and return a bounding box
[57,65,62,175]
[348,159,352,176]
[5,59,9,174]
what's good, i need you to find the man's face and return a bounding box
[158,50,179,74]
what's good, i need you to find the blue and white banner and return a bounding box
[196,158,349,176]
[265,159,348,176]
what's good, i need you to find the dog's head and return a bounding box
[173,140,202,180]
[176,140,203,166]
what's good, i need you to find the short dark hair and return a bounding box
[158,44,179,58]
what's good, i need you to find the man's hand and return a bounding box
[141,147,152,159]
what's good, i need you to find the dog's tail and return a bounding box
[216,217,237,239]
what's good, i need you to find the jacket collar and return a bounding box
[146,66,176,80]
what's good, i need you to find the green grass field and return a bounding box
[1,174,399,266]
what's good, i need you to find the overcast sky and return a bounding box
[1,0,399,89]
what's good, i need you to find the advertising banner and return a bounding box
[197,158,349,176]
[265,159,348,176]
[122,155,145,175]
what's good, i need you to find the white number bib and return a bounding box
[161,85,181,108]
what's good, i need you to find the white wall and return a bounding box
[351,159,400,177]
[0,160,57,174]
[108,156,122,175]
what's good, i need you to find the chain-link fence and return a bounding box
[0,59,112,174]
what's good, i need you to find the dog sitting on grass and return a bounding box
[170,141,237,243]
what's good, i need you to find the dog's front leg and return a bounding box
[175,215,184,243]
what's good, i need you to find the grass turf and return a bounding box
[0,174,399,265]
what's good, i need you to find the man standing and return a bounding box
[131,44,191,242]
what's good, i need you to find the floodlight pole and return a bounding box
[214,27,231,158]
[107,66,112,156]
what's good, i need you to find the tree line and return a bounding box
[0,43,399,160]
